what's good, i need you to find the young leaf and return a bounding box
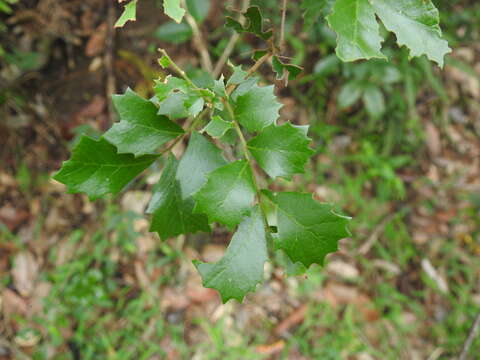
[104,88,184,156]
[225,6,272,41]
[115,0,138,28]
[147,155,210,239]
[176,132,227,198]
[53,136,157,200]
[163,0,185,23]
[202,116,233,139]
[326,0,386,62]
[193,160,256,228]
[231,82,282,132]
[193,206,267,303]
[275,192,351,268]
[247,123,314,179]
[370,0,451,67]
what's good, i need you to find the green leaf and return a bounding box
[194,206,267,303]
[301,0,331,29]
[115,0,138,28]
[104,88,184,156]
[163,0,185,23]
[53,136,157,200]
[176,132,227,198]
[362,85,385,118]
[370,0,451,67]
[225,6,272,41]
[158,55,172,68]
[193,160,256,228]
[147,155,210,239]
[186,0,210,22]
[338,81,364,109]
[154,76,189,102]
[275,192,351,268]
[157,92,189,119]
[327,0,386,62]
[153,21,192,44]
[247,123,314,179]
[231,82,282,133]
[226,64,248,86]
[202,116,233,139]
[272,56,303,81]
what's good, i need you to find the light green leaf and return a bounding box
[362,85,385,118]
[147,155,210,239]
[157,92,189,119]
[193,160,256,228]
[370,0,451,67]
[53,136,157,200]
[275,192,351,268]
[176,132,227,198]
[153,21,192,44]
[247,123,314,179]
[194,206,267,303]
[104,88,183,156]
[301,0,331,29]
[338,81,364,108]
[115,0,138,28]
[231,82,282,132]
[326,0,386,62]
[164,0,185,23]
[203,116,233,139]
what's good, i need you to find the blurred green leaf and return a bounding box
[154,21,192,44]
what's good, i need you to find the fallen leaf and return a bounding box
[12,251,39,297]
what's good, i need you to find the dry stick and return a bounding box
[459,311,480,360]
[183,4,213,73]
[105,0,117,124]
[212,0,251,78]
[279,0,288,52]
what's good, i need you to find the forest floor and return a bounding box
[1,0,480,359]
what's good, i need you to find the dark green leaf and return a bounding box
[194,206,267,303]
[147,155,210,239]
[225,6,272,41]
[186,0,210,22]
[153,21,192,44]
[231,82,282,132]
[104,88,184,156]
[247,123,314,179]
[53,136,157,200]
[301,0,331,29]
[193,160,256,228]
[203,116,234,139]
[275,192,351,268]
[272,56,303,81]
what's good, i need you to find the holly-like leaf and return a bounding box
[176,132,227,198]
[163,0,185,23]
[115,0,137,28]
[193,206,267,303]
[225,6,272,41]
[193,160,256,228]
[53,136,157,200]
[231,82,282,132]
[147,155,210,239]
[272,56,303,81]
[104,88,184,156]
[370,0,451,67]
[247,123,314,179]
[202,116,233,139]
[326,0,386,62]
[226,64,248,86]
[275,192,351,268]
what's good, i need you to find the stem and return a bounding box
[459,311,480,360]
[223,100,269,228]
[182,0,213,73]
[160,108,209,155]
[279,0,288,52]
[158,48,198,89]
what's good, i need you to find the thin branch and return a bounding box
[105,0,117,124]
[213,0,251,78]
[459,311,480,360]
[182,0,213,73]
[279,0,288,52]
[158,48,197,89]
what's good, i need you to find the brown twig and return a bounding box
[212,0,251,78]
[182,1,213,73]
[459,311,480,360]
[279,0,288,52]
[105,0,117,124]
